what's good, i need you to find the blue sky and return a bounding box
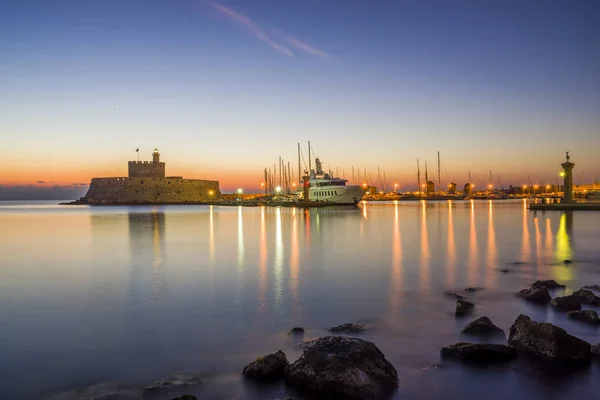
[1,0,599,195]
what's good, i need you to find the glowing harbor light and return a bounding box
[488,184,493,189]
[363,183,367,187]
[209,190,214,196]
[237,188,243,194]
[260,182,264,186]
[275,186,282,193]
[292,183,297,187]
[560,171,565,177]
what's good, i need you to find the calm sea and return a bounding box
[1,200,599,399]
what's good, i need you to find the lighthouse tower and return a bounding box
[153,148,160,163]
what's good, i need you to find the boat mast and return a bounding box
[437,151,441,195]
[297,143,302,185]
[264,168,268,195]
[383,170,387,193]
[308,141,312,177]
[425,161,428,195]
[417,159,421,196]
[377,166,382,193]
[287,162,291,193]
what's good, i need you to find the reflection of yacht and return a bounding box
[298,157,365,205]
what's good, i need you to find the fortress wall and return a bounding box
[128,161,165,178]
[85,177,221,204]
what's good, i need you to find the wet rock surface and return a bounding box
[170,396,197,400]
[461,316,505,336]
[531,280,566,289]
[142,375,203,399]
[242,350,289,381]
[567,309,600,325]
[455,299,475,316]
[464,287,479,293]
[508,314,591,365]
[592,344,600,357]
[284,336,399,400]
[550,295,584,311]
[517,287,551,304]
[441,342,516,363]
[572,288,600,305]
[329,322,368,333]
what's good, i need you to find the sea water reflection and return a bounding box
[0,200,599,399]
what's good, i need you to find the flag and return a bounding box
[136,148,139,152]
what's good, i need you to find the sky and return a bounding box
[1,0,599,198]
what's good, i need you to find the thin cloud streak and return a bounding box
[210,2,331,59]
[211,2,295,59]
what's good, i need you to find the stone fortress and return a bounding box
[83,148,221,204]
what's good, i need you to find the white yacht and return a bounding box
[298,157,365,205]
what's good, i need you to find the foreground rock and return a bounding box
[284,336,398,400]
[550,295,585,311]
[567,310,600,325]
[531,280,565,289]
[517,287,551,304]
[329,322,368,333]
[171,396,197,400]
[572,288,600,305]
[508,314,591,365]
[441,343,516,363]
[289,327,305,335]
[242,350,289,381]
[464,287,479,293]
[461,316,505,336]
[583,285,600,292]
[142,375,202,399]
[455,299,475,316]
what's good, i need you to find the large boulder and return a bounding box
[440,342,516,363]
[461,316,505,336]
[517,287,551,304]
[550,295,585,311]
[572,288,600,305]
[329,323,368,333]
[142,375,202,399]
[284,336,398,400]
[242,350,289,381]
[531,280,565,289]
[455,299,475,316]
[508,314,591,365]
[582,285,600,292]
[567,310,600,325]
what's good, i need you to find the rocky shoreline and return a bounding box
[47,280,600,400]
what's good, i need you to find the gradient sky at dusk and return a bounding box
[1,0,599,196]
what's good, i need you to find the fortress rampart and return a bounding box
[85,177,220,204]
[82,148,221,204]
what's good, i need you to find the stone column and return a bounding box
[561,161,575,203]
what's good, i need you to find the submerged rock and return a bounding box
[567,310,600,325]
[517,287,551,304]
[582,285,600,292]
[498,269,510,273]
[572,288,600,305]
[550,295,584,311]
[445,291,465,300]
[284,336,399,400]
[531,280,566,289]
[508,314,591,365]
[564,259,573,264]
[329,322,368,333]
[49,382,140,400]
[461,316,505,336]
[170,396,197,400]
[464,287,479,293]
[441,342,516,363]
[242,350,289,381]
[455,299,475,316]
[289,327,305,335]
[142,375,202,399]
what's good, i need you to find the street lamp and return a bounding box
[275,186,282,194]
[523,185,527,195]
[394,183,398,192]
[546,185,550,194]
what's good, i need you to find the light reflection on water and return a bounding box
[0,200,599,399]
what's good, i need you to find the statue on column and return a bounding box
[566,151,570,162]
